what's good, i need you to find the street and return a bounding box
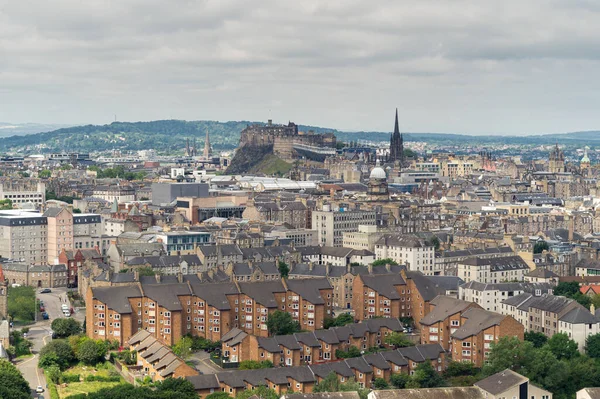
[14,287,83,397]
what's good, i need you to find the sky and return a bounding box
[1,0,600,135]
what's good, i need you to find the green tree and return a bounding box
[407,361,446,388]
[39,169,52,178]
[0,359,30,399]
[313,372,368,399]
[554,282,580,298]
[39,339,74,369]
[0,199,13,210]
[60,164,72,170]
[335,346,362,359]
[7,286,35,321]
[45,364,62,384]
[206,393,232,399]
[77,339,107,365]
[372,258,398,267]
[236,386,278,399]
[278,261,290,278]
[444,361,477,377]
[390,373,410,389]
[155,377,198,399]
[172,336,193,361]
[483,336,535,375]
[324,313,354,329]
[533,241,550,254]
[385,332,414,348]
[547,333,579,360]
[524,331,548,348]
[137,267,159,277]
[51,318,81,338]
[586,333,600,358]
[266,310,301,335]
[428,236,441,251]
[373,378,389,389]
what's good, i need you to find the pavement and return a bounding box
[189,350,223,374]
[15,287,82,398]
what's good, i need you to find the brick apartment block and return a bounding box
[86,275,333,346]
[420,296,524,367]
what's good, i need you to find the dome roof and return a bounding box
[370,167,387,180]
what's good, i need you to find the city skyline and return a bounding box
[2,1,600,135]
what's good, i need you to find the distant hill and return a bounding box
[0,122,72,137]
[0,119,598,154]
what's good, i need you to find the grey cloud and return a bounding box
[1,0,600,134]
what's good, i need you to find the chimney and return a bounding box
[325,263,331,276]
[177,272,183,283]
[308,262,314,271]
[248,259,253,271]
[155,273,161,283]
[133,269,139,282]
[385,263,391,272]
[368,264,373,274]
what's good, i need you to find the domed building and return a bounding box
[368,162,389,199]
[581,146,591,173]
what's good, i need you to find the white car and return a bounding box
[36,385,44,393]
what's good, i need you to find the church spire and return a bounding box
[394,108,400,136]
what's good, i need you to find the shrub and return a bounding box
[61,373,81,383]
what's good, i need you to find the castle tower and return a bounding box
[204,128,211,158]
[0,265,7,320]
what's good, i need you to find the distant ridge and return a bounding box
[0,119,597,153]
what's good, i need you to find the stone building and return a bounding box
[1,262,67,288]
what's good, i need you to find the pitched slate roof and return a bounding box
[91,285,141,313]
[559,306,599,324]
[451,308,507,340]
[420,296,473,326]
[475,369,528,395]
[359,273,406,299]
[285,278,332,305]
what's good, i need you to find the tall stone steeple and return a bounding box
[389,108,404,165]
[203,128,211,158]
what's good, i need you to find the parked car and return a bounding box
[36,385,44,393]
[39,306,45,312]
[39,288,51,294]
[42,312,49,320]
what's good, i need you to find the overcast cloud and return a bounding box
[1,0,600,135]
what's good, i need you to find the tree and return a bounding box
[483,336,535,375]
[335,346,362,359]
[0,359,30,399]
[39,339,74,369]
[390,373,410,389]
[172,336,193,361]
[137,267,159,277]
[0,199,13,210]
[324,313,354,329]
[266,310,301,335]
[373,378,389,389]
[73,208,82,213]
[313,371,368,398]
[77,339,106,365]
[525,331,548,348]
[586,333,600,358]
[39,169,52,178]
[385,332,414,348]
[206,393,232,399]
[8,286,35,321]
[407,361,446,388]
[239,360,273,370]
[547,333,579,360]
[444,361,477,377]
[236,386,278,399]
[51,318,81,338]
[554,282,580,298]
[533,241,550,254]
[155,377,198,399]
[372,258,398,267]
[45,364,62,384]
[428,236,441,251]
[278,261,290,278]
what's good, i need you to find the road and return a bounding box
[16,324,51,398]
[15,287,82,397]
[189,350,223,374]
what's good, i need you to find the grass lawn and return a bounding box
[56,362,125,398]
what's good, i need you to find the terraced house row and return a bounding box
[86,274,334,346]
[419,296,524,367]
[185,343,446,398]
[220,318,409,366]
